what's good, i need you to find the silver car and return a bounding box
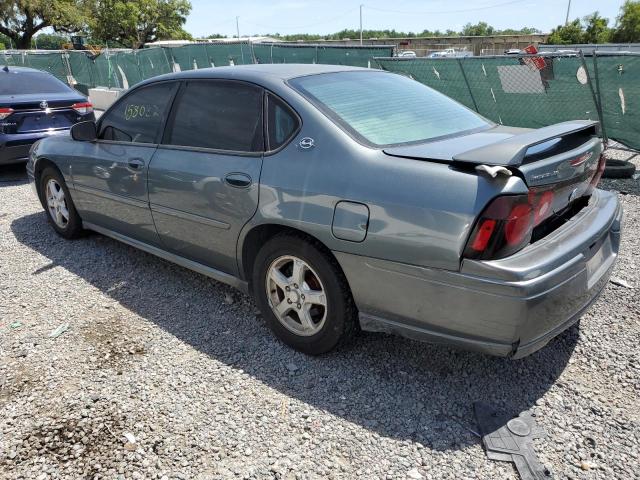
[27,64,622,358]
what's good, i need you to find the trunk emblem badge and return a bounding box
[570,151,593,167]
[40,100,48,109]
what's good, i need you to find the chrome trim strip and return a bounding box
[82,221,248,293]
[150,204,230,230]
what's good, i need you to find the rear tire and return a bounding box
[39,166,84,239]
[603,159,636,179]
[252,233,358,355]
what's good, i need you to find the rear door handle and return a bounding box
[224,172,252,188]
[128,158,145,170]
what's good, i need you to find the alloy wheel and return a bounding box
[45,179,69,229]
[266,255,327,336]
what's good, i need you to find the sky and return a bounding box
[185,0,626,38]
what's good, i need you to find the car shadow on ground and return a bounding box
[0,164,29,186]
[10,207,579,453]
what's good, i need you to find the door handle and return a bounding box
[127,158,145,170]
[224,172,252,188]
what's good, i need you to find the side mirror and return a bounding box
[71,121,97,142]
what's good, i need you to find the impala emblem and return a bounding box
[299,137,315,149]
[39,100,48,109]
[570,151,593,167]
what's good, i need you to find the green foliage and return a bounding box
[583,12,612,43]
[32,33,69,49]
[0,0,90,49]
[547,19,587,44]
[0,33,11,49]
[89,0,192,48]
[461,22,495,36]
[261,25,539,42]
[612,0,640,42]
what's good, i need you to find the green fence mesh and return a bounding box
[589,54,640,149]
[377,54,640,148]
[3,46,638,150]
[252,44,393,67]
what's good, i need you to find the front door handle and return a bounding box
[128,158,145,170]
[224,172,252,188]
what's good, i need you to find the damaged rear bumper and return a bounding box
[335,189,622,358]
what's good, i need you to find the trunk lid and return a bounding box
[383,120,603,216]
[0,92,86,134]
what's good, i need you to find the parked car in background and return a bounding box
[28,64,621,358]
[428,48,473,58]
[0,66,94,165]
[397,50,417,58]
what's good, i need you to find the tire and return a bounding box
[603,159,636,179]
[39,166,84,239]
[252,233,358,355]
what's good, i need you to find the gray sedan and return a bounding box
[27,64,622,358]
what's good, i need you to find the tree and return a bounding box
[32,33,69,49]
[583,12,612,43]
[547,19,585,44]
[89,0,191,48]
[0,0,89,49]
[461,22,495,36]
[612,0,640,42]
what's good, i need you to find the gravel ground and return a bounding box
[0,153,639,480]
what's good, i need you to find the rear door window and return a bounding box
[290,71,490,147]
[267,94,299,151]
[164,80,264,153]
[99,82,177,143]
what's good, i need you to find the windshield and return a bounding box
[290,71,490,147]
[0,71,71,95]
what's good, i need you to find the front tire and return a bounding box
[39,166,84,239]
[252,233,357,355]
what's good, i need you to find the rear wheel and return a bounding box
[253,234,357,355]
[39,167,84,239]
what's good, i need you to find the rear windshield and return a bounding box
[289,71,490,147]
[0,71,71,95]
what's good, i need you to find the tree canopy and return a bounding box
[0,0,89,49]
[548,2,640,44]
[612,0,640,42]
[89,0,192,48]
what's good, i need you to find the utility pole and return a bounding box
[564,0,572,25]
[236,16,240,40]
[359,5,363,45]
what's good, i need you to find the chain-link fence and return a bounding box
[1,43,394,93]
[376,52,640,150]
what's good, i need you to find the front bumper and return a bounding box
[0,130,69,165]
[335,189,622,358]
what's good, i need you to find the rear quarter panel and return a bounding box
[242,82,529,272]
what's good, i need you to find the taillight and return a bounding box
[0,107,14,120]
[463,195,534,260]
[72,102,93,115]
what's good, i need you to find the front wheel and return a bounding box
[252,234,358,355]
[39,166,84,239]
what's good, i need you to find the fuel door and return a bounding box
[332,201,370,242]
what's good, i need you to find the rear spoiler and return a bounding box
[452,120,600,167]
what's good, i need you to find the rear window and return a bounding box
[0,71,71,95]
[289,71,490,147]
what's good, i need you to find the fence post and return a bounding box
[590,52,608,144]
[457,57,480,113]
[579,50,607,144]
